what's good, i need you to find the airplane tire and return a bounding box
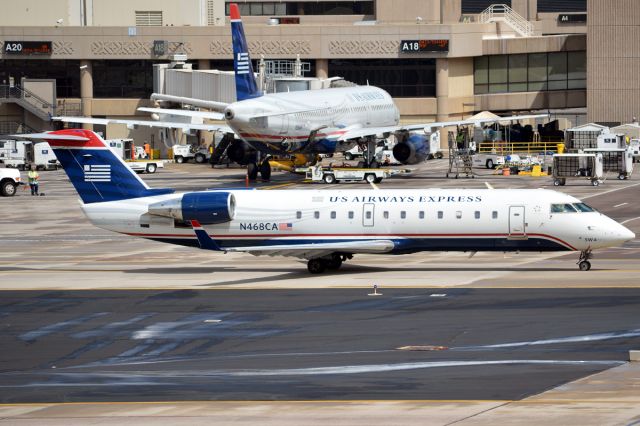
[578,261,591,271]
[307,258,326,274]
[259,161,271,181]
[326,254,343,270]
[247,163,259,180]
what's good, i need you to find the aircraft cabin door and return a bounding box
[363,203,375,227]
[508,206,527,238]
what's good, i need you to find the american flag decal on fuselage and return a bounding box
[279,223,293,231]
[84,164,111,182]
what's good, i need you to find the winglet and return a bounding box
[191,220,223,251]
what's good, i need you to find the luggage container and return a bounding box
[583,148,634,180]
[552,153,603,186]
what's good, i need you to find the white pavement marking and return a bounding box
[614,203,629,208]
[621,216,640,225]
[581,182,640,199]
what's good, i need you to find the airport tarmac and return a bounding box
[1,159,639,424]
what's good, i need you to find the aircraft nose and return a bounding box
[620,225,636,242]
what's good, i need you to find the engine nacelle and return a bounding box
[227,140,257,165]
[148,192,236,225]
[392,133,430,165]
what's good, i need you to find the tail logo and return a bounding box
[84,164,111,182]
[236,52,250,75]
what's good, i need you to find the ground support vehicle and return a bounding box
[0,168,22,196]
[32,142,60,170]
[473,153,505,169]
[106,139,165,174]
[630,139,640,163]
[583,148,634,180]
[302,165,409,184]
[172,144,211,164]
[552,153,603,186]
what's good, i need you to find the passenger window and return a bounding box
[400,211,406,219]
[437,211,443,219]
[419,211,425,219]
[331,211,336,219]
[492,211,498,219]
[456,211,462,219]
[296,211,302,219]
[383,211,389,219]
[348,211,354,219]
[365,211,372,219]
[314,211,320,219]
[475,211,480,219]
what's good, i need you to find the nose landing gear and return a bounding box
[307,254,352,274]
[577,249,592,271]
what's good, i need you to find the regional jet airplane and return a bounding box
[19,129,635,273]
[55,3,547,180]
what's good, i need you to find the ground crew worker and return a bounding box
[143,142,151,159]
[28,169,39,196]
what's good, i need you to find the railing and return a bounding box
[56,99,83,117]
[479,4,533,37]
[0,85,55,120]
[0,121,38,135]
[478,141,564,155]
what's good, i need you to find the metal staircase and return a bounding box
[0,85,55,121]
[479,4,533,37]
[0,121,38,135]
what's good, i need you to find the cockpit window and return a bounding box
[573,203,596,212]
[550,203,578,213]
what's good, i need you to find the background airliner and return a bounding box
[19,129,635,274]
[56,3,547,180]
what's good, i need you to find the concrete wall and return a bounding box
[587,0,640,124]
[0,0,78,26]
[92,0,205,27]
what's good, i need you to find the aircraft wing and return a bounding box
[53,116,234,133]
[137,107,225,121]
[335,114,549,141]
[191,220,394,259]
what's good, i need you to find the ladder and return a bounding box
[446,131,474,179]
[209,134,234,166]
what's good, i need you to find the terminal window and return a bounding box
[462,0,511,13]
[537,0,586,12]
[474,51,586,94]
[329,59,435,97]
[226,2,373,16]
[0,60,80,98]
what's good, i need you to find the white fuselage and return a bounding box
[224,86,399,151]
[81,188,634,254]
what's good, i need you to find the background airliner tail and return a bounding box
[230,3,261,101]
[21,129,173,204]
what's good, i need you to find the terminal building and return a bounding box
[0,0,615,144]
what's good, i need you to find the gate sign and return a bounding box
[4,41,52,55]
[400,39,449,53]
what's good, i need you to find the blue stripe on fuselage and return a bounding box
[145,237,571,253]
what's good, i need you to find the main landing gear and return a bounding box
[247,159,271,181]
[577,249,592,271]
[307,254,352,274]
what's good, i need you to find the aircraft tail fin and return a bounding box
[230,3,261,101]
[17,129,173,204]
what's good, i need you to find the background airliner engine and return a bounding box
[392,132,431,165]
